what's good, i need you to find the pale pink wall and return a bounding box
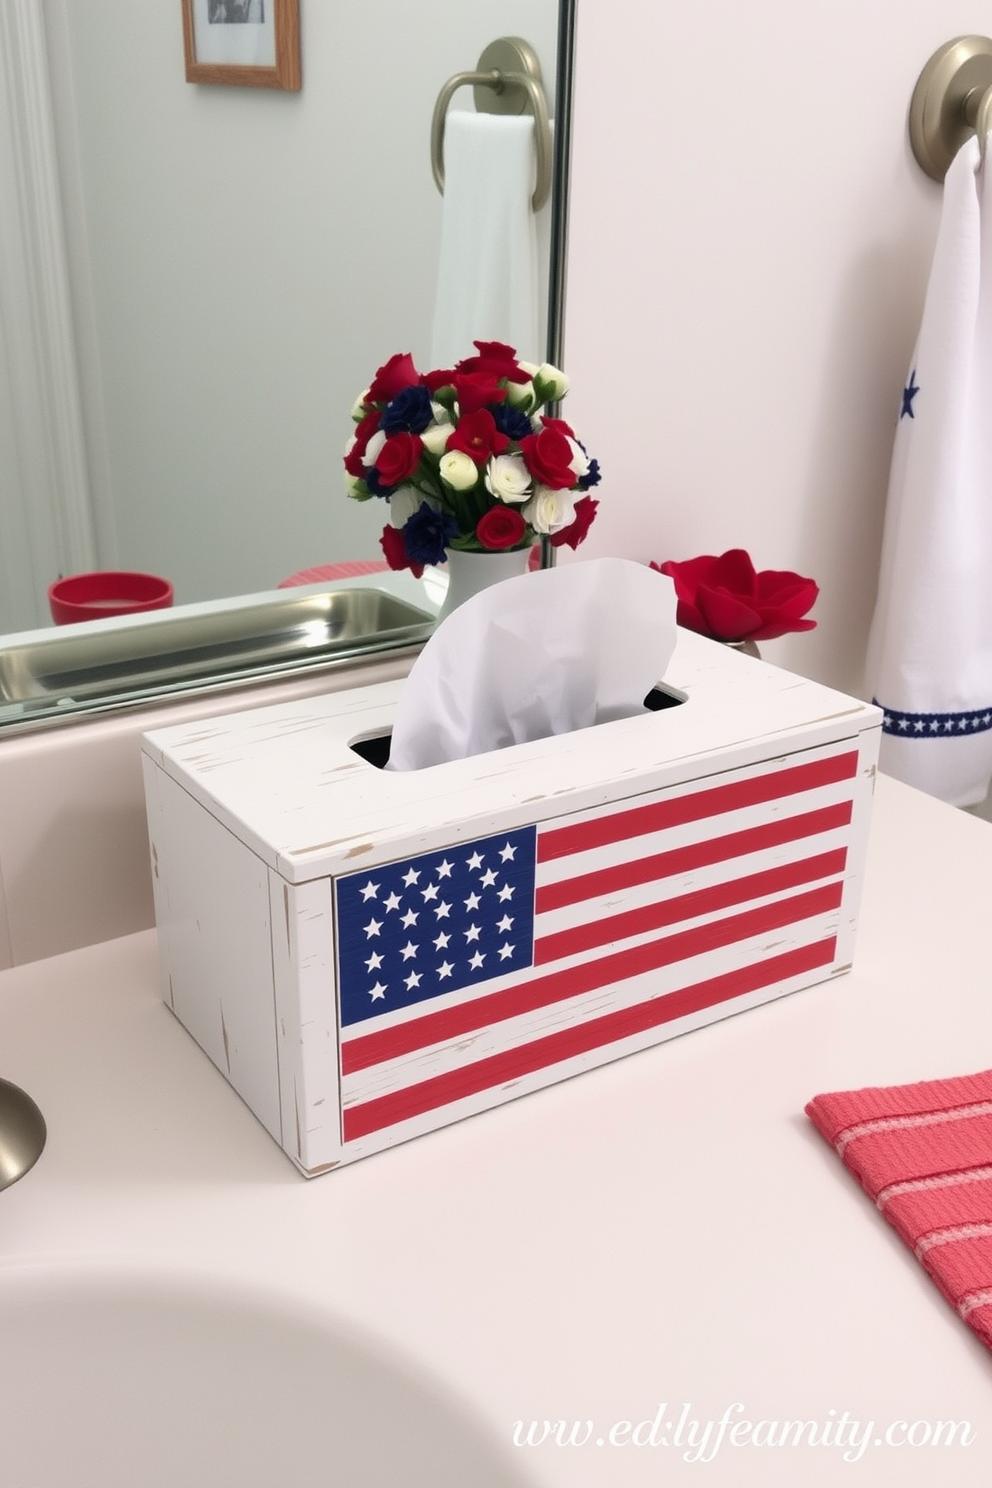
[563,0,992,695]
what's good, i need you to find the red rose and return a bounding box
[550,495,599,550]
[452,371,507,416]
[519,426,576,490]
[476,506,527,550]
[379,523,423,578]
[446,409,510,467]
[374,432,423,487]
[454,340,531,384]
[366,352,420,404]
[343,409,381,478]
[653,549,818,642]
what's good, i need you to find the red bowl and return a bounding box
[48,571,174,625]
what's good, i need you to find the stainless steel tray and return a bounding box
[0,588,434,722]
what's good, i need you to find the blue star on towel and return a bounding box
[900,369,920,419]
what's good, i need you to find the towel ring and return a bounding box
[430,36,552,212]
[909,35,992,180]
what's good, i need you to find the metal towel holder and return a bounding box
[910,35,992,180]
[430,36,552,212]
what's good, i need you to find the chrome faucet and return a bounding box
[0,1079,46,1190]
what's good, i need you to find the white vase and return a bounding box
[435,546,532,624]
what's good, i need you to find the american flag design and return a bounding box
[334,742,860,1146]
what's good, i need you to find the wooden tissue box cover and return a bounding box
[140,629,881,1177]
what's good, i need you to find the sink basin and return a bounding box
[0,1261,526,1488]
[0,587,434,723]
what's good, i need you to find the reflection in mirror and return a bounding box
[0,0,572,646]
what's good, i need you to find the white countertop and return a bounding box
[2,772,991,1486]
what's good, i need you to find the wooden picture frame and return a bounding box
[182,1,300,91]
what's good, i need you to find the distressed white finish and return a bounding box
[142,629,882,1175]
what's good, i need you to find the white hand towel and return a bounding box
[865,135,992,806]
[430,111,540,369]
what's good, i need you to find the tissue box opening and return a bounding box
[349,685,687,770]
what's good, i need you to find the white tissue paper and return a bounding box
[386,558,678,771]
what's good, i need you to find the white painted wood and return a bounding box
[142,629,882,1175]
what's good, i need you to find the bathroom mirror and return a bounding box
[0,0,575,722]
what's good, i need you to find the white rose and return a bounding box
[350,390,370,420]
[389,486,420,528]
[362,429,386,467]
[439,450,479,491]
[566,437,589,480]
[522,486,576,535]
[517,360,540,376]
[344,471,366,498]
[421,420,451,456]
[534,363,570,399]
[485,453,531,503]
[505,378,535,408]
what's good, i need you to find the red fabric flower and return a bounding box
[446,409,510,467]
[374,432,423,487]
[343,409,381,478]
[519,426,576,490]
[451,371,507,415]
[550,495,599,550]
[653,549,818,642]
[476,506,527,550]
[379,523,423,579]
[366,352,420,403]
[454,340,531,384]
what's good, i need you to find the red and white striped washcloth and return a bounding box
[806,1070,992,1352]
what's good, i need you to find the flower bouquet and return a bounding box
[652,549,818,643]
[343,341,600,575]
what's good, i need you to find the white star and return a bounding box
[404,970,422,990]
[499,842,516,862]
[914,720,925,732]
[497,883,515,901]
[464,923,481,943]
[436,859,454,878]
[434,900,452,919]
[368,982,387,1001]
[498,943,515,960]
[401,908,419,927]
[496,914,514,933]
[466,851,484,871]
[383,891,402,912]
[402,867,421,887]
[468,950,485,970]
[897,718,910,730]
[437,960,454,979]
[421,882,439,901]
[464,891,481,912]
[400,941,418,961]
[479,868,498,888]
[359,880,380,901]
[433,931,451,950]
[365,951,384,971]
[364,917,382,937]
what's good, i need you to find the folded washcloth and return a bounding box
[806,1069,992,1352]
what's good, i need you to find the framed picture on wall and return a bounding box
[182,0,301,91]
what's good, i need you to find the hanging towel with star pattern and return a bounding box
[866,134,992,806]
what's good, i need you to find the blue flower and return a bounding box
[581,458,601,489]
[492,404,533,441]
[364,467,393,498]
[380,385,433,435]
[403,502,458,565]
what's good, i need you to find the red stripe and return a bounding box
[534,848,847,965]
[537,750,859,863]
[535,802,852,914]
[342,939,837,1140]
[341,881,843,1076]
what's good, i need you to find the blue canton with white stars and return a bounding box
[335,827,537,1028]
